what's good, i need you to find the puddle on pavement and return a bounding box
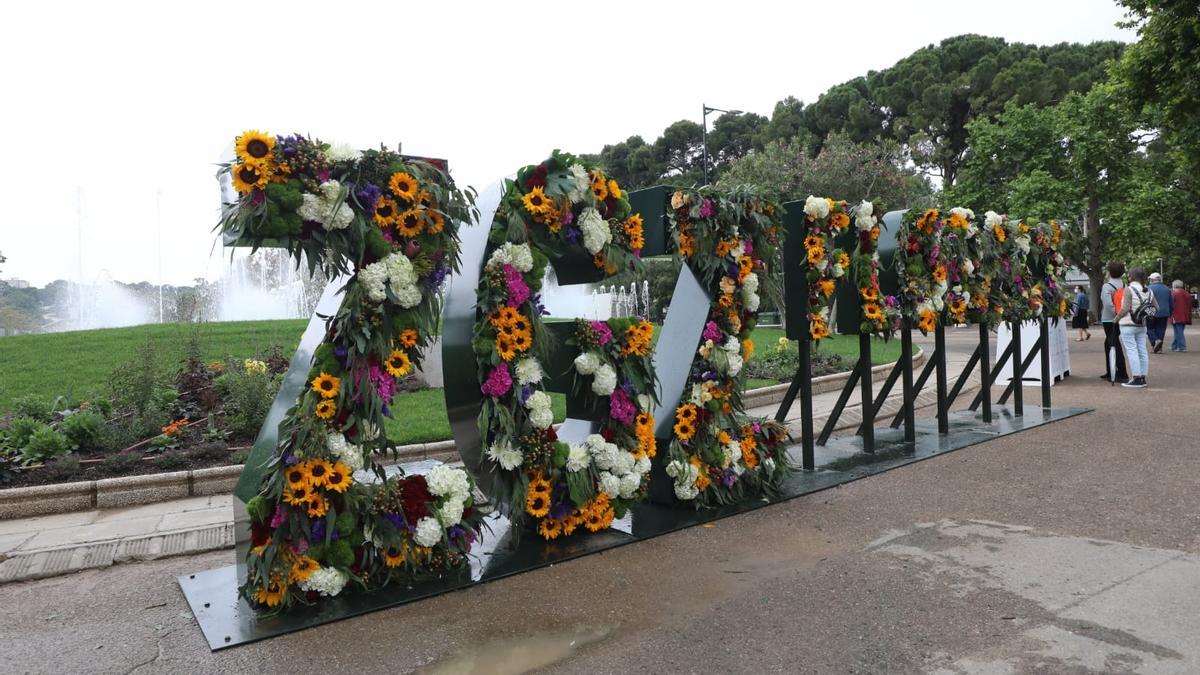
[418,625,613,675]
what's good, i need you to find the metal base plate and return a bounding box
[180,405,1090,650]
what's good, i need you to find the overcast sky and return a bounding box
[0,0,1134,288]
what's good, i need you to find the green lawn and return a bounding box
[748,328,910,364]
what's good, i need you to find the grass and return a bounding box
[747,328,910,365]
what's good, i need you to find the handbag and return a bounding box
[1129,286,1156,326]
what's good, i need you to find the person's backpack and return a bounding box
[1129,286,1157,326]
[1110,284,1125,315]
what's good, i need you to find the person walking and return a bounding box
[1170,279,1191,352]
[1100,262,1127,382]
[1116,267,1155,388]
[1072,285,1091,341]
[1146,272,1173,353]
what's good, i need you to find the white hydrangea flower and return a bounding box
[855,200,876,231]
[326,432,363,472]
[804,195,830,219]
[324,143,361,163]
[619,473,641,499]
[392,284,423,309]
[689,382,711,406]
[726,353,744,377]
[574,351,600,376]
[298,180,355,231]
[599,472,621,498]
[984,210,1003,228]
[529,406,553,430]
[515,358,543,385]
[591,441,619,471]
[299,567,348,597]
[438,498,465,527]
[816,258,829,273]
[591,364,617,396]
[569,164,591,201]
[744,290,761,312]
[674,483,699,500]
[486,242,533,273]
[566,444,590,472]
[723,336,740,354]
[486,442,523,470]
[724,440,740,468]
[579,208,612,254]
[634,457,652,476]
[665,459,686,479]
[743,272,759,294]
[637,393,653,411]
[426,464,470,501]
[524,390,551,411]
[414,517,443,547]
[1014,235,1031,254]
[961,259,975,277]
[613,449,635,476]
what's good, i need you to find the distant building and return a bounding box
[3,278,30,289]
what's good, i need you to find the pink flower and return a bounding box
[370,364,398,403]
[703,321,721,341]
[699,199,714,218]
[591,321,613,345]
[504,264,530,307]
[270,504,286,528]
[609,389,636,425]
[481,364,513,397]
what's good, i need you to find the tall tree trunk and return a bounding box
[1085,193,1104,322]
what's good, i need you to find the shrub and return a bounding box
[102,452,142,473]
[20,427,71,466]
[43,456,82,482]
[12,394,55,422]
[59,411,108,452]
[156,450,188,471]
[3,416,43,456]
[215,367,279,438]
[188,441,229,463]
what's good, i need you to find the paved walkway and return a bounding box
[0,324,1195,672]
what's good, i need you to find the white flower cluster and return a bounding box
[324,143,362,163]
[961,259,976,277]
[722,336,744,376]
[573,351,617,395]
[689,380,717,406]
[486,441,523,470]
[722,438,746,475]
[666,459,700,500]
[515,357,543,385]
[568,164,591,202]
[742,272,761,312]
[581,434,649,499]
[359,252,422,307]
[804,195,830,220]
[579,207,612,254]
[525,390,554,429]
[426,464,471,530]
[414,516,444,547]
[573,351,600,375]
[950,206,974,221]
[855,200,877,231]
[486,242,534,272]
[1014,234,1032,255]
[299,567,348,597]
[298,180,355,231]
[984,210,1004,229]
[326,432,363,472]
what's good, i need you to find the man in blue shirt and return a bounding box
[1072,285,1091,341]
[1146,272,1173,353]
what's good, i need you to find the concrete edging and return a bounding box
[0,350,921,520]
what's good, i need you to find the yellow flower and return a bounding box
[932,265,948,283]
[817,279,836,297]
[324,462,353,493]
[806,246,825,265]
[776,336,790,353]
[285,465,310,493]
[591,178,609,201]
[742,338,755,361]
[235,130,275,163]
[396,209,423,238]
[385,349,412,377]
[244,359,267,375]
[918,309,938,333]
[607,180,623,200]
[289,556,319,583]
[538,517,564,540]
[382,545,407,568]
[311,372,340,399]
[283,486,310,506]
[388,171,418,202]
[398,329,418,349]
[231,162,269,193]
[374,197,400,227]
[305,494,329,518]
[948,212,968,230]
[426,210,445,234]
[861,286,879,302]
[837,252,850,269]
[314,399,337,420]
[830,212,850,230]
[803,234,824,250]
[304,458,334,488]
[253,574,286,608]
[525,489,550,518]
[864,303,884,322]
[521,186,553,215]
[993,225,1007,242]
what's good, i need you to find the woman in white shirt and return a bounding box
[1116,267,1154,388]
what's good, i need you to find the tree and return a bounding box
[588,136,663,190]
[718,132,933,210]
[753,97,812,150]
[653,120,705,185]
[0,250,6,274]
[705,111,768,177]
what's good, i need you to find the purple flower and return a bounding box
[591,321,613,345]
[310,518,326,540]
[533,294,549,316]
[424,265,450,291]
[703,321,722,341]
[270,504,286,528]
[744,239,754,255]
[481,364,513,397]
[751,422,761,434]
[722,470,738,487]
[250,190,266,207]
[448,525,475,548]
[283,453,299,466]
[334,346,349,368]
[383,512,408,530]
[564,227,580,243]
[561,211,575,226]
[504,264,530,306]
[355,183,381,210]
[609,389,637,425]
[318,169,331,183]
[699,199,715,218]
[521,383,533,405]
[549,482,572,520]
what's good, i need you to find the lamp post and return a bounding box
[1156,257,1163,277]
[702,104,742,186]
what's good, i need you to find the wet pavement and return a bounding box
[0,325,1197,673]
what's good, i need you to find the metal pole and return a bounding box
[701,105,709,186]
[799,338,814,470]
[156,188,164,324]
[1011,320,1024,416]
[901,320,915,442]
[935,323,949,434]
[979,323,992,423]
[859,333,874,453]
[1040,318,1051,409]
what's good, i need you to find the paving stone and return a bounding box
[157,508,231,532]
[19,515,164,552]
[0,532,35,555]
[94,472,190,510]
[90,495,213,524]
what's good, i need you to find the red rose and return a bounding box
[251,522,272,546]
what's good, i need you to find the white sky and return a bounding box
[0,0,1134,287]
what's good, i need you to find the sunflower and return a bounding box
[673,419,695,441]
[918,309,938,333]
[396,210,423,238]
[305,458,334,488]
[993,225,1007,242]
[311,372,340,399]
[561,514,580,536]
[931,265,948,283]
[861,286,879,302]
[740,439,760,469]
[948,212,968,230]
[591,178,609,201]
[253,574,286,608]
[283,486,310,506]
[863,303,884,322]
[528,472,552,495]
[838,252,851,269]
[949,298,967,315]
[285,464,310,492]
[525,490,550,518]
[388,171,418,202]
[676,403,698,422]
[231,162,269,193]
[511,314,531,334]
[810,318,831,341]
[398,329,418,349]
[677,233,695,257]
[817,279,836,297]
[521,186,553,215]
[607,180,623,200]
[385,349,412,377]
[235,130,275,163]
[538,517,564,540]
[494,306,520,327]
[314,399,337,420]
[374,197,400,227]
[496,338,517,361]
[417,190,437,209]
[511,331,531,353]
[871,225,881,241]
[806,246,825,265]
[426,210,445,234]
[306,494,329,518]
[324,462,353,493]
[289,555,319,583]
[803,235,824,250]
[917,208,940,233]
[742,338,755,361]
[830,212,850,229]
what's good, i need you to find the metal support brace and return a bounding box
[978,323,992,423]
[858,333,874,453]
[1040,319,1052,409]
[935,324,949,434]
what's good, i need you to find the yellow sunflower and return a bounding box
[398,329,418,349]
[374,197,400,227]
[861,286,879,302]
[417,190,437,209]
[231,162,269,193]
[311,372,340,399]
[918,309,938,333]
[396,210,423,238]
[525,489,550,518]
[385,349,412,377]
[538,518,564,540]
[285,465,310,493]
[426,210,445,234]
[388,171,419,202]
[993,225,1007,242]
[863,303,884,322]
[235,130,275,163]
[314,399,337,420]
[932,265,948,283]
[324,462,353,493]
[817,279,836,297]
[289,556,319,583]
[382,545,407,568]
[528,472,552,495]
[253,574,286,608]
[305,458,334,488]
[521,186,553,215]
[607,180,623,200]
[283,486,310,506]
[830,212,850,229]
[306,494,329,518]
[496,337,517,361]
[676,403,698,422]
[591,178,609,201]
[673,419,695,441]
[806,246,825,265]
[838,252,851,269]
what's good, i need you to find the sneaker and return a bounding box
[1121,377,1148,388]
[1153,340,1163,353]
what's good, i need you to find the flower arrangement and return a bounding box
[948,208,1001,326]
[665,187,790,505]
[474,152,653,538]
[896,208,951,334]
[984,212,1039,321]
[219,131,484,612]
[798,196,852,341]
[1029,220,1071,319]
[848,201,900,337]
